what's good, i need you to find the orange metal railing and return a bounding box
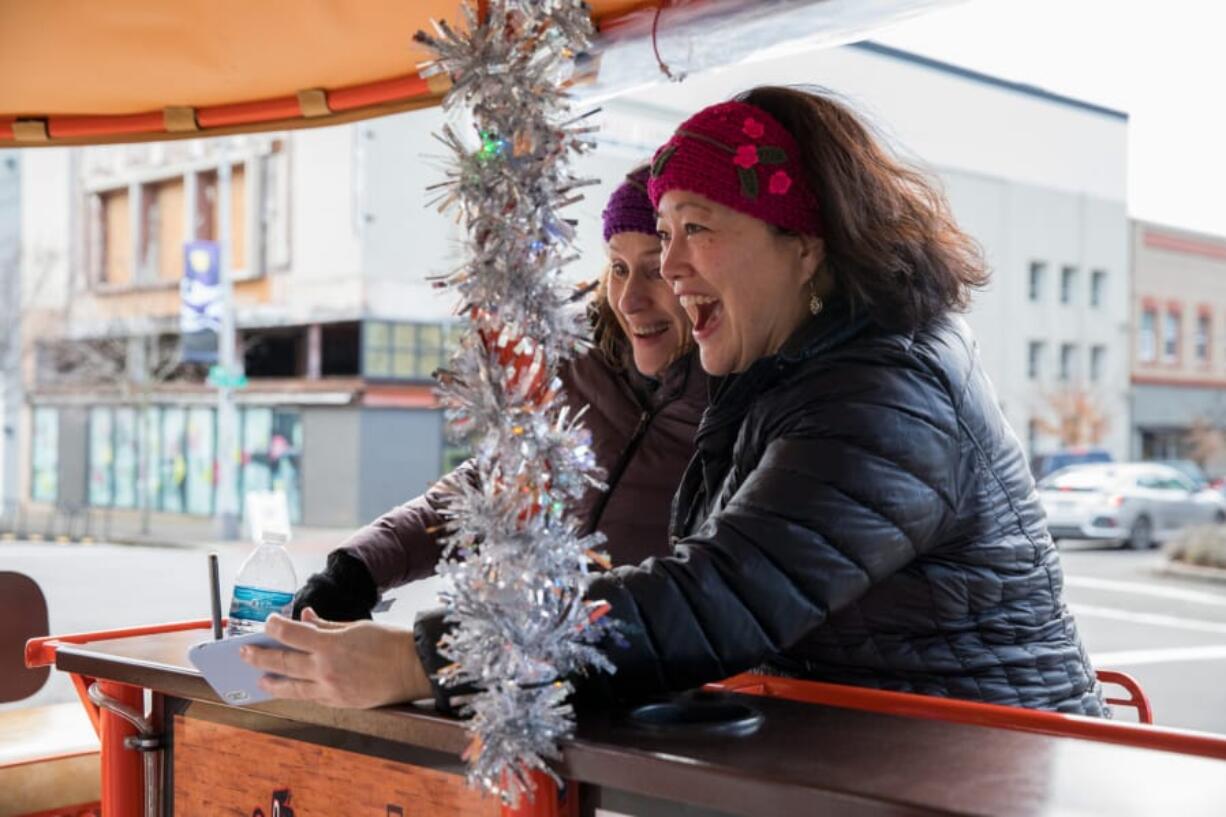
[705,672,1226,762]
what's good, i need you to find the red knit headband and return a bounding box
[647,101,822,237]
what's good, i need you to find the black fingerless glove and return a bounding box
[291,550,379,621]
[413,608,478,715]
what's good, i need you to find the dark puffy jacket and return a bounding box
[337,347,706,594]
[583,302,1106,715]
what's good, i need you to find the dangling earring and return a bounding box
[809,284,823,317]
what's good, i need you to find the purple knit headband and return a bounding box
[601,167,658,242]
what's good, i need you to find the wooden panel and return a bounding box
[231,163,246,271]
[103,187,131,285]
[157,178,185,282]
[172,714,499,816]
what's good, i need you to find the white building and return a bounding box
[570,41,1131,466]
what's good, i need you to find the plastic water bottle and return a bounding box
[227,530,298,635]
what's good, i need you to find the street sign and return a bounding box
[207,365,248,390]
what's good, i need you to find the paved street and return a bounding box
[1057,540,1226,732]
[5,537,1226,734]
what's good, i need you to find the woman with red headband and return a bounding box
[568,87,1105,715]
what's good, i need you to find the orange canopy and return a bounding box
[0,0,942,147]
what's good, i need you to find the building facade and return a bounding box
[1131,221,1226,476]
[16,118,468,531]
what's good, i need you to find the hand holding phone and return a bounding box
[188,631,297,705]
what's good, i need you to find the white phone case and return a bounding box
[188,631,294,706]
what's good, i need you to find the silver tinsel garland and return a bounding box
[414,1,615,805]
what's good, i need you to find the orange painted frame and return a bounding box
[705,672,1226,762]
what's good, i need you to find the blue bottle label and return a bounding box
[229,585,295,623]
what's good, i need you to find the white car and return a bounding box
[1038,463,1226,549]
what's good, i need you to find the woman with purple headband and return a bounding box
[245,168,706,707]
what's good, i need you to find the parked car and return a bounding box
[1038,462,1226,549]
[1153,458,1210,489]
[1030,448,1113,481]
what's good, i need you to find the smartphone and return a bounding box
[188,631,297,706]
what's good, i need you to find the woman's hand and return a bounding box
[240,608,433,709]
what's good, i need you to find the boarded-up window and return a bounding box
[101,188,131,285]
[137,178,186,283]
[194,164,246,272]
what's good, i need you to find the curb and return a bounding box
[1155,559,1226,585]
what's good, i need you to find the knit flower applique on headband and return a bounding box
[651,122,792,200]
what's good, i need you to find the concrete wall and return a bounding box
[357,408,444,523]
[300,407,360,527]
[360,109,462,322]
[946,169,1131,460]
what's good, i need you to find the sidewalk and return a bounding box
[4,503,350,557]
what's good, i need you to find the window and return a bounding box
[363,321,452,381]
[31,408,59,503]
[1059,343,1076,381]
[96,187,132,285]
[185,407,216,515]
[1090,345,1106,382]
[1139,308,1157,362]
[1090,270,1106,308]
[239,408,303,524]
[137,178,186,284]
[1028,261,1045,302]
[113,408,138,508]
[194,164,248,274]
[1196,311,1212,365]
[160,407,187,513]
[88,408,115,507]
[1027,341,1044,380]
[1164,307,1181,364]
[1060,266,1077,305]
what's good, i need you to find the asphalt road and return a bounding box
[5,537,1226,734]
[1056,539,1226,732]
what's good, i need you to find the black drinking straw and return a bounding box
[208,552,223,640]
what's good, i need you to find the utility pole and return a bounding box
[216,152,240,541]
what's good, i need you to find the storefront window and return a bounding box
[142,407,161,510]
[88,408,114,506]
[161,407,187,513]
[113,408,138,508]
[31,407,58,503]
[240,407,302,524]
[186,407,215,515]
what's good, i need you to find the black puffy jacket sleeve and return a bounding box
[580,361,962,700]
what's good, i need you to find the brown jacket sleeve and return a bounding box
[340,459,476,592]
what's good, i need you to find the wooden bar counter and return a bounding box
[51,629,1226,816]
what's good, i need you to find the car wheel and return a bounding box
[1127,515,1154,550]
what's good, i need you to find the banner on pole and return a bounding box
[181,240,222,363]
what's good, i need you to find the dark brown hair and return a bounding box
[588,273,630,371]
[736,86,989,334]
